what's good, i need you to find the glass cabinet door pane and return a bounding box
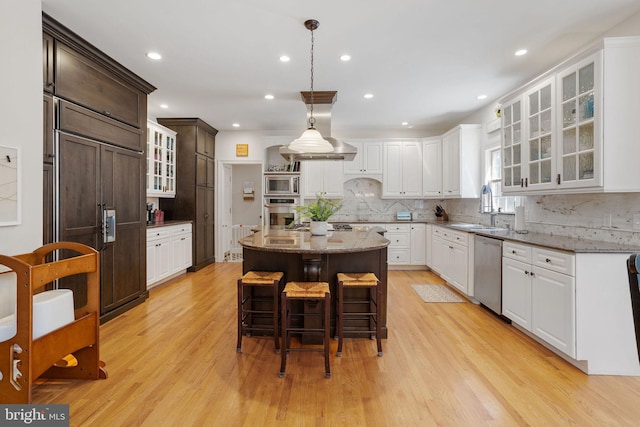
[504,128,512,146]
[540,109,551,134]
[513,101,521,122]
[513,144,521,164]
[563,157,576,181]
[541,135,552,159]
[540,84,552,110]
[530,163,539,184]
[513,166,521,185]
[563,129,576,154]
[529,140,539,161]
[563,101,576,127]
[563,73,576,101]
[541,159,552,183]
[529,116,539,138]
[504,105,512,124]
[579,93,594,121]
[504,168,512,186]
[579,152,594,179]
[529,92,539,114]
[513,123,521,143]
[504,147,512,166]
[579,122,594,151]
[579,63,594,94]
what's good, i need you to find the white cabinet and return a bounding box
[147,120,177,198]
[501,36,640,194]
[502,241,575,357]
[146,223,192,289]
[430,226,470,294]
[302,160,344,198]
[382,141,423,198]
[441,125,481,198]
[385,223,411,265]
[422,137,443,198]
[410,223,426,265]
[343,141,383,178]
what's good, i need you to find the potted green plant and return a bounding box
[295,193,342,235]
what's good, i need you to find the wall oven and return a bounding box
[264,173,299,196]
[264,197,299,229]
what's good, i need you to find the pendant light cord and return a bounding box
[309,26,315,129]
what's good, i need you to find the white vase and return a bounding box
[310,221,328,236]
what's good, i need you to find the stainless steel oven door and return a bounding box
[265,204,296,229]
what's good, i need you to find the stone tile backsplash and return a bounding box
[331,178,640,246]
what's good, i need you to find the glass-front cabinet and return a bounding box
[501,98,523,192]
[147,120,177,197]
[526,78,555,190]
[557,52,601,189]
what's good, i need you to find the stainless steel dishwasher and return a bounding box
[474,235,503,314]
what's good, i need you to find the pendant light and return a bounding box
[288,19,334,153]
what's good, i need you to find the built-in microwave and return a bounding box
[265,173,300,195]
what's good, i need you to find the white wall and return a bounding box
[0,0,42,255]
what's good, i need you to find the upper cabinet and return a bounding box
[344,141,383,179]
[42,33,54,93]
[147,120,177,198]
[502,37,640,194]
[422,137,443,198]
[302,160,344,198]
[382,140,423,198]
[441,125,481,198]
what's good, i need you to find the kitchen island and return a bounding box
[239,227,390,339]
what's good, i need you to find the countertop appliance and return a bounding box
[474,234,503,315]
[264,173,299,196]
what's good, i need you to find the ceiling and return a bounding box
[41,0,640,136]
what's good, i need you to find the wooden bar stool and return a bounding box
[279,282,331,378]
[237,271,284,353]
[336,272,383,357]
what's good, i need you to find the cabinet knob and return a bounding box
[545,258,551,263]
[524,270,529,275]
[512,250,516,254]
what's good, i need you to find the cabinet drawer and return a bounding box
[532,247,575,276]
[386,223,410,233]
[59,100,143,151]
[388,248,410,264]
[386,232,409,248]
[56,42,144,129]
[147,224,192,242]
[433,226,468,245]
[503,241,532,262]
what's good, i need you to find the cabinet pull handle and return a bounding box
[103,110,111,116]
[557,173,561,185]
[530,272,535,277]
[524,270,529,275]
[520,178,524,187]
[512,250,516,254]
[545,258,551,263]
[525,177,528,187]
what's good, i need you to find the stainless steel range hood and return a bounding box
[280,91,357,161]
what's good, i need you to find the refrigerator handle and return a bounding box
[103,208,116,243]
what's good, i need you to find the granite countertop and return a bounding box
[147,220,192,229]
[438,222,640,254]
[239,228,389,254]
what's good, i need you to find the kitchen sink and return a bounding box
[448,223,511,233]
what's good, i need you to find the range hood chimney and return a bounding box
[280,91,357,161]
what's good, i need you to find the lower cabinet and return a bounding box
[385,223,411,265]
[502,241,576,358]
[430,226,470,294]
[147,223,193,289]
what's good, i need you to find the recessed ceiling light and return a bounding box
[401,122,409,126]
[232,123,240,128]
[340,54,351,61]
[264,94,274,100]
[160,104,169,109]
[146,52,162,60]
[364,93,374,99]
[279,55,290,62]
[477,94,488,100]
[515,49,528,56]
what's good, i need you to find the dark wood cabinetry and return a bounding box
[43,13,155,322]
[42,33,54,93]
[43,94,54,246]
[158,118,218,271]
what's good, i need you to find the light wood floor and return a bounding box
[32,262,640,426]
